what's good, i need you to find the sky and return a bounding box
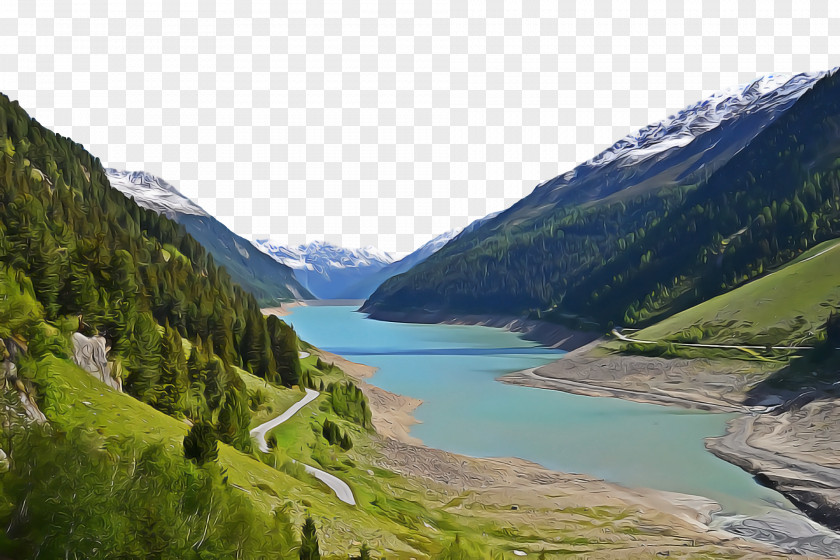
[1,1,838,256]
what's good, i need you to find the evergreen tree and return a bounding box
[157,322,188,415]
[217,386,252,453]
[300,516,321,560]
[350,543,372,560]
[123,311,163,405]
[267,314,302,387]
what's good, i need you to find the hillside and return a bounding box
[631,237,840,348]
[0,93,775,559]
[106,169,312,304]
[363,70,840,330]
[0,91,325,556]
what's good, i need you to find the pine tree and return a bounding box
[217,386,251,453]
[350,544,372,560]
[157,322,188,415]
[299,516,321,560]
[267,314,302,387]
[123,311,163,405]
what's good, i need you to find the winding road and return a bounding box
[250,386,356,506]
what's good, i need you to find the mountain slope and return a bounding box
[0,91,320,556]
[255,240,394,299]
[339,229,462,298]
[106,169,312,304]
[632,237,840,348]
[257,216,498,300]
[364,69,840,329]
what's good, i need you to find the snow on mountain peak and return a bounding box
[415,229,460,255]
[255,239,395,272]
[542,70,828,188]
[105,169,209,220]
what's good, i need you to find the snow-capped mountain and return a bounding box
[362,69,840,320]
[335,229,463,299]
[260,240,394,272]
[485,70,830,229]
[254,240,394,299]
[573,71,826,175]
[255,229,473,300]
[106,169,312,302]
[105,169,209,220]
[412,229,460,258]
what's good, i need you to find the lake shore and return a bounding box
[276,304,836,555]
[707,399,840,532]
[361,308,601,350]
[312,348,797,557]
[497,339,840,553]
[499,339,770,411]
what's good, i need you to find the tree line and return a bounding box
[367,71,840,331]
[0,93,307,452]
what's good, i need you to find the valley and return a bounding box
[285,304,840,557]
[2,65,840,558]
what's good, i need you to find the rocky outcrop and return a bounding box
[71,333,121,391]
[0,337,46,423]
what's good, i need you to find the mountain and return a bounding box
[105,169,312,304]
[338,229,463,298]
[256,227,475,299]
[0,91,320,555]
[363,69,840,328]
[0,92,543,559]
[254,239,394,299]
[495,71,827,223]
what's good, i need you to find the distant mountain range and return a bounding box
[106,168,464,301]
[255,230,461,299]
[105,169,312,303]
[363,69,840,327]
[254,240,394,299]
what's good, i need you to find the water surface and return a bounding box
[286,305,790,516]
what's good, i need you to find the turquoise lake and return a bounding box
[285,305,791,517]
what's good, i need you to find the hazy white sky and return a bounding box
[2,1,838,255]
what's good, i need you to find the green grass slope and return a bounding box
[634,237,840,348]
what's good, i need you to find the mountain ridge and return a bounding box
[106,169,312,303]
[363,69,840,328]
[256,229,464,299]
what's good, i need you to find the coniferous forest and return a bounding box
[365,70,840,330]
[0,92,308,435]
[4,63,839,557]
[0,92,315,556]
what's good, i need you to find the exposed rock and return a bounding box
[71,332,121,391]
[16,388,46,424]
[0,337,46,424]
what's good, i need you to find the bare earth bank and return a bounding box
[360,308,601,350]
[315,349,796,558]
[500,341,840,555]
